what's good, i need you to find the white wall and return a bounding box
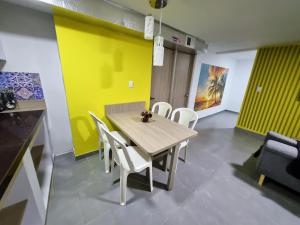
[188,50,255,118]
[226,59,255,112]
[0,2,73,155]
[0,40,5,61]
[188,52,237,118]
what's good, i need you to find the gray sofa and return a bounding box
[256,131,300,193]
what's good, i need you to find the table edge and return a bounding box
[107,112,198,156]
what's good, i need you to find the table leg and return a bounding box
[167,144,180,191]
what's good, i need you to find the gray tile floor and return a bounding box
[46,111,300,225]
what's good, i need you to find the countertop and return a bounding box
[0,100,46,113]
[0,110,44,200]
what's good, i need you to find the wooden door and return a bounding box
[171,52,194,108]
[150,48,174,108]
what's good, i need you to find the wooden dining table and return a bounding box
[106,110,198,190]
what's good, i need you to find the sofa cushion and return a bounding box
[268,131,298,147]
[266,140,298,159]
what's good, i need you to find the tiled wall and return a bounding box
[0,72,44,100]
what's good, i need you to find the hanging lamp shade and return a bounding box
[153,35,164,66]
[144,15,154,40]
[152,0,165,66]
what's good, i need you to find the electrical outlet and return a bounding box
[129,80,134,88]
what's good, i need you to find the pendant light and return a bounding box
[153,0,165,66]
[144,15,154,40]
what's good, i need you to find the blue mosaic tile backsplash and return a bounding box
[0,72,44,100]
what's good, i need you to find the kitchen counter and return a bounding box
[0,110,44,200]
[0,100,46,113]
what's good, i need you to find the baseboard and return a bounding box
[234,127,265,140]
[54,148,74,157]
[224,109,239,114]
[198,109,227,119]
[74,149,100,160]
[54,148,101,161]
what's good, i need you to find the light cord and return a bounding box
[159,0,163,35]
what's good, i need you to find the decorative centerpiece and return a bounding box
[0,88,16,112]
[141,111,152,123]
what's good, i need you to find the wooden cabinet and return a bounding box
[0,110,53,225]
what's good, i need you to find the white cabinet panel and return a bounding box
[0,40,5,61]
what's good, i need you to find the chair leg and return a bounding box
[258,174,266,187]
[111,163,115,184]
[111,157,120,186]
[148,166,153,192]
[120,169,128,206]
[184,146,188,163]
[104,145,110,173]
[110,150,116,173]
[99,147,103,160]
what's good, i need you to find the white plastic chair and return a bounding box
[100,124,153,206]
[89,111,129,173]
[151,102,172,118]
[170,108,198,162]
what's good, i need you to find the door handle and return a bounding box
[150,97,155,100]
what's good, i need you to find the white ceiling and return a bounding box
[112,0,300,53]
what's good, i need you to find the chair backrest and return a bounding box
[170,108,198,129]
[100,124,134,171]
[88,111,109,143]
[151,102,172,118]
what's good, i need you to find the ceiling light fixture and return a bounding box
[152,0,166,67]
[144,15,154,40]
[149,0,168,9]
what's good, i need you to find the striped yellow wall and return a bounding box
[237,45,300,139]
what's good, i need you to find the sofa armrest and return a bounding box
[265,140,298,159]
[267,131,298,147]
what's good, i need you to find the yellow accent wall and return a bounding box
[237,45,300,139]
[54,15,153,156]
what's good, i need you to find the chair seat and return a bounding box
[117,146,151,171]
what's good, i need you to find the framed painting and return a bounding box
[194,63,228,111]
